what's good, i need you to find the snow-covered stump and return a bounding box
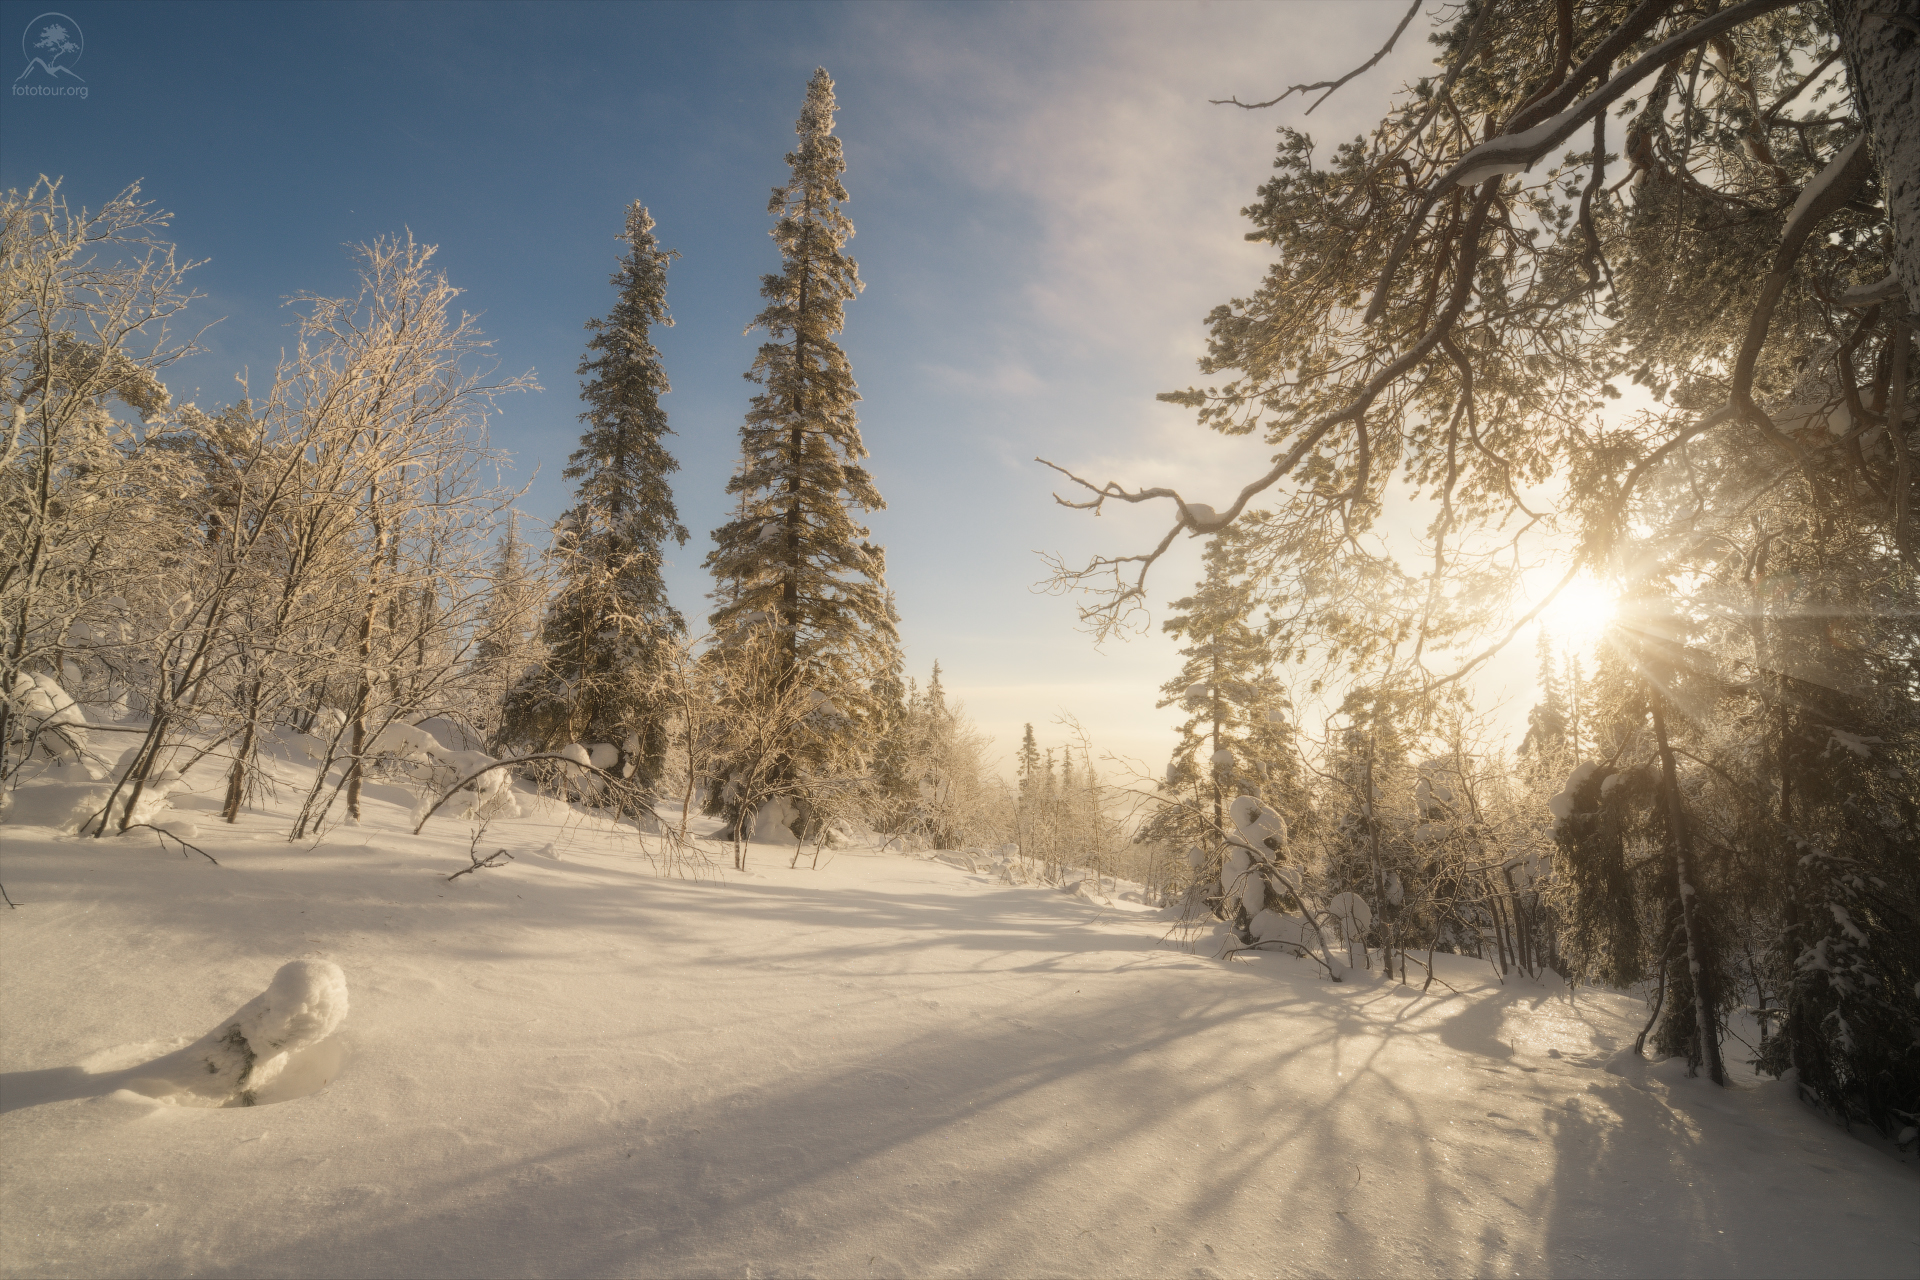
[122,960,350,1107]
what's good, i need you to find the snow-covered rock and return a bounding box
[122,960,349,1107]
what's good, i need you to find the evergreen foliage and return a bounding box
[1141,535,1304,861]
[702,68,898,833]
[705,68,896,699]
[1520,631,1568,759]
[503,203,687,789]
[1055,0,1916,1127]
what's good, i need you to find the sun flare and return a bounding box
[1540,576,1616,648]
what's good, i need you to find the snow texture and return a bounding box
[1,730,1915,1278]
[1785,136,1867,238]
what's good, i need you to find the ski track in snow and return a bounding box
[2,746,1916,1279]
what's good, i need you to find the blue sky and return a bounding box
[4,0,1535,775]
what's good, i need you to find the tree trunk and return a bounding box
[347,481,386,824]
[1832,0,1920,314]
[1651,696,1728,1085]
[223,675,265,822]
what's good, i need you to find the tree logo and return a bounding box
[16,13,84,84]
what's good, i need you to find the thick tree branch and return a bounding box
[1041,190,1497,633]
[1730,135,1874,475]
[1365,0,1799,323]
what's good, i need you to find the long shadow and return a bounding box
[195,975,1491,1279]
[0,1065,103,1113]
[8,817,1917,1278]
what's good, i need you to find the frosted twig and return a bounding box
[447,847,513,881]
[1210,0,1421,116]
[123,822,219,865]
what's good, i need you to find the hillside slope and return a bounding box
[1,749,1915,1279]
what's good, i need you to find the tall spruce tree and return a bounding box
[706,68,894,698]
[503,202,686,788]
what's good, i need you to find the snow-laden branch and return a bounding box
[1732,136,1874,473]
[1364,0,1801,324]
[1838,274,1903,308]
[410,752,598,835]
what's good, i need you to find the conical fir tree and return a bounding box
[1150,537,1301,846]
[706,68,895,701]
[503,202,687,788]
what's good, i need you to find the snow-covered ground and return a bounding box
[2,741,1916,1279]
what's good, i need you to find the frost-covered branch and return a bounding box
[1364,0,1799,323]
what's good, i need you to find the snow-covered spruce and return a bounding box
[503,201,688,793]
[1140,536,1302,865]
[702,68,899,840]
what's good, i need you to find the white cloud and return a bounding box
[833,5,1458,777]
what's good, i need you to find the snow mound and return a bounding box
[3,671,90,762]
[1,779,116,831]
[1229,794,1286,853]
[1249,908,1313,948]
[1327,891,1372,940]
[751,797,801,843]
[121,960,350,1107]
[2,750,191,833]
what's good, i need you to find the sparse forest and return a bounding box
[2,9,1917,1273]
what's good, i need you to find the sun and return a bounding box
[1540,575,1616,648]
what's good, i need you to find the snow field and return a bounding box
[2,741,1917,1278]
